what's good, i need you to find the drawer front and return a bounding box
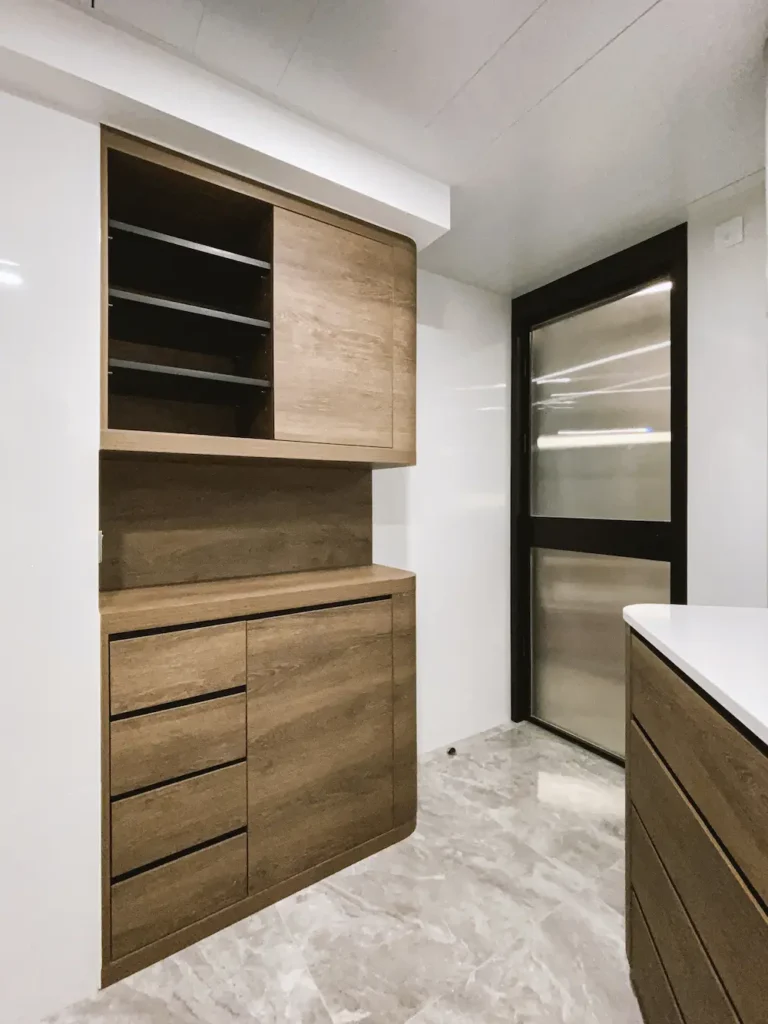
[629,892,684,1024]
[629,722,768,1024]
[111,762,246,877]
[110,621,245,715]
[111,833,247,960]
[247,600,395,893]
[630,808,738,1024]
[631,634,768,906]
[111,693,246,796]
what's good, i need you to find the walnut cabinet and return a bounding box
[101,568,417,985]
[98,131,418,987]
[101,130,416,466]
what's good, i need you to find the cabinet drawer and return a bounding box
[112,762,246,877]
[111,693,246,796]
[629,722,768,1024]
[630,808,738,1024]
[111,833,247,960]
[110,621,245,715]
[629,892,683,1024]
[631,634,768,906]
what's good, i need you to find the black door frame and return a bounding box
[510,225,688,760]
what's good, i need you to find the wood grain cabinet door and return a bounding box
[246,600,395,893]
[272,209,396,448]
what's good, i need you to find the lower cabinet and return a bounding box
[103,583,416,983]
[626,634,768,1024]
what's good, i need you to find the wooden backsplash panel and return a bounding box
[100,457,372,590]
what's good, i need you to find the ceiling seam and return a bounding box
[484,0,667,154]
[424,0,550,128]
[193,0,205,47]
[275,0,321,91]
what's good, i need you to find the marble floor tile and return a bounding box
[44,722,639,1024]
[44,908,332,1024]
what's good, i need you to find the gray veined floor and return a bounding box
[47,723,642,1024]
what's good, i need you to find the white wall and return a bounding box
[687,174,768,607]
[374,271,511,754]
[0,92,102,1024]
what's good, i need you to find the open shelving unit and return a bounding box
[108,220,272,270]
[106,147,274,439]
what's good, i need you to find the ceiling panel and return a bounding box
[420,0,768,292]
[276,0,546,128]
[194,0,318,92]
[60,0,768,292]
[426,0,662,178]
[94,0,205,49]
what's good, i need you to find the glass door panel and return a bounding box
[531,283,671,521]
[532,548,670,757]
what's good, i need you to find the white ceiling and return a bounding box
[61,0,768,294]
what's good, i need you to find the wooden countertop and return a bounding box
[101,564,415,633]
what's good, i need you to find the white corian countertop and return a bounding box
[624,604,768,747]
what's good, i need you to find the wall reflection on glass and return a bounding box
[531,548,670,756]
[531,282,671,521]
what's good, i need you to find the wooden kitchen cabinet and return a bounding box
[100,131,416,466]
[98,130,418,989]
[100,567,416,986]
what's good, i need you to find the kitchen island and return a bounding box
[623,604,768,1024]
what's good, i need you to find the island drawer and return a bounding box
[629,893,683,1024]
[629,807,738,1024]
[629,722,768,1024]
[630,634,768,908]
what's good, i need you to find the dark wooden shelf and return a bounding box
[109,220,271,270]
[109,288,271,328]
[108,359,270,389]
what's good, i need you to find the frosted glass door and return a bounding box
[514,240,686,761]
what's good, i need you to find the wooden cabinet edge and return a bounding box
[101,428,416,468]
[102,818,415,987]
[393,590,417,827]
[100,633,112,968]
[102,129,417,254]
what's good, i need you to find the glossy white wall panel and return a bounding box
[0,92,101,1024]
[687,175,768,607]
[374,271,511,754]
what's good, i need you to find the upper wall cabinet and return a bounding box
[101,131,417,467]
